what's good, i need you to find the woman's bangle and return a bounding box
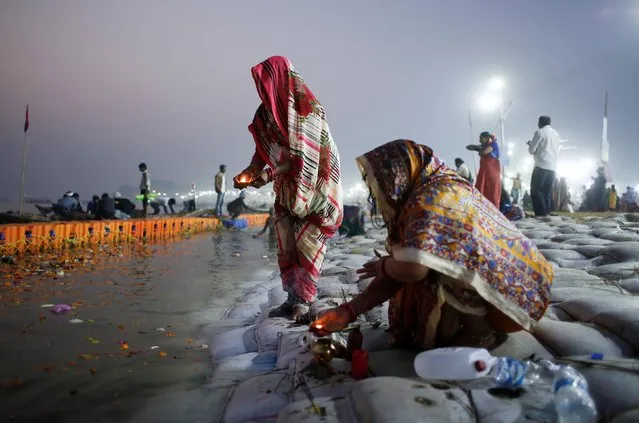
[338,303,357,323]
[265,167,275,182]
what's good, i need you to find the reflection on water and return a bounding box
[0,230,277,422]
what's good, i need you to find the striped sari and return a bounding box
[357,140,553,349]
[249,56,343,304]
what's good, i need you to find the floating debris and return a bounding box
[154,327,166,332]
[69,318,84,324]
[50,304,72,315]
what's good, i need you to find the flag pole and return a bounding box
[19,105,29,216]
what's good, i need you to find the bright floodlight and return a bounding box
[488,76,505,91]
[508,142,515,148]
[478,94,501,111]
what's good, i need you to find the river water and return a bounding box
[0,230,278,422]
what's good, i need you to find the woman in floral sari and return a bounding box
[234,56,343,319]
[313,140,553,349]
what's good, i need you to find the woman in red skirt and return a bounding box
[468,132,501,209]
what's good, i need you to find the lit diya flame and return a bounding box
[239,176,248,183]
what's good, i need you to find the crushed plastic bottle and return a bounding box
[414,348,597,423]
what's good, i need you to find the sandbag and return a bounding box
[591,308,639,350]
[577,364,639,418]
[213,351,277,379]
[209,325,258,360]
[363,302,389,326]
[599,243,639,262]
[316,282,359,299]
[550,286,622,303]
[599,232,639,242]
[550,233,592,242]
[225,303,262,324]
[321,266,348,276]
[223,372,290,423]
[619,278,639,294]
[308,297,341,319]
[611,410,639,423]
[564,237,613,246]
[533,318,636,357]
[492,330,554,360]
[555,296,639,322]
[589,262,639,280]
[574,245,607,258]
[471,387,555,423]
[267,287,289,308]
[521,230,557,240]
[540,249,586,262]
[350,377,475,423]
[338,268,360,284]
[275,331,310,370]
[543,305,574,321]
[532,241,577,250]
[255,317,307,352]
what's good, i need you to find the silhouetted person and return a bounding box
[96,193,116,220]
[139,162,150,218]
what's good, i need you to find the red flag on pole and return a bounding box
[24,105,29,134]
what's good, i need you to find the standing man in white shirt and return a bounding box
[139,162,151,218]
[215,164,227,216]
[527,116,560,216]
[454,158,473,183]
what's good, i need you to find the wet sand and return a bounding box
[0,230,277,422]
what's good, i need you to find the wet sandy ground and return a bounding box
[0,230,277,423]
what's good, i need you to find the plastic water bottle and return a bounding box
[552,366,598,423]
[414,348,598,422]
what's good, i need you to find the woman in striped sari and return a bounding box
[234,56,343,319]
[313,140,553,349]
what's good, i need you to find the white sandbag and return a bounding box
[556,296,639,322]
[550,286,622,303]
[543,305,574,322]
[240,291,269,305]
[550,233,592,242]
[350,377,475,423]
[316,282,359,299]
[369,350,419,378]
[363,302,389,326]
[225,303,262,324]
[223,372,290,423]
[492,330,554,360]
[256,317,307,352]
[522,230,557,240]
[533,318,636,358]
[578,364,639,418]
[574,245,607,258]
[277,396,341,423]
[321,266,348,276]
[338,268,360,284]
[471,387,555,423]
[591,308,639,350]
[599,232,639,242]
[209,325,258,360]
[275,331,310,370]
[267,287,288,307]
[213,351,277,379]
[308,297,341,319]
[533,242,577,250]
[564,237,613,246]
[619,278,639,294]
[611,410,639,423]
[540,249,586,261]
[589,261,639,280]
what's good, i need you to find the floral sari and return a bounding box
[356,140,553,349]
[249,56,343,304]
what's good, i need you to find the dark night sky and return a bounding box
[1,0,638,201]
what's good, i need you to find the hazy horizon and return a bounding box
[2,0,639,202]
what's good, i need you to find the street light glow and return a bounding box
[478,94,501,111]
[488,76,505,91]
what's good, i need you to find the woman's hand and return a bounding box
[466,144,480,152]
[310,307,353,337]
[356,258,384,280]
[250,170,269,189]
[233,169,254,189]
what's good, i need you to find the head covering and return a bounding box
[114,192,122,199]
[248,55,342,233]
[355,140,444,222]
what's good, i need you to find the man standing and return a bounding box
[139,162,151,218]
[454,158,473,183]
[215,164,227,216]
[527,116,560,216]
